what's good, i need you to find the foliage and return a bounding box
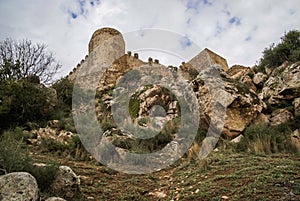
[0,128,58,192]
[39,134,90,161]
[259,30,300,71]
[128,97,140,119]
[69,135,90,161]
[28,163,58,192]
[40,138,69,154]
[102,121,116,132]
[0,129,31,174]
[0,79,52,131]
[0,38,61,84]
[236,123,297,154]
[52,77,73,113]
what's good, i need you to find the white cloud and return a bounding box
[0,0,299,79]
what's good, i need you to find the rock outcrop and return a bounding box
[269,108,294,126]
[28,120,75,145]
[50,166,81,200]
[253,72,268,86]
[0,172,39,201]
[261,62,300,104]
[192,68,264,139]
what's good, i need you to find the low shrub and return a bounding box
[0,131,31,174]
[40,138,68,154]
[28,163,58,192]
[0,128,58,192]
[236,123,297,154]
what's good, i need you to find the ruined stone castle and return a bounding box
[67,27,229,87]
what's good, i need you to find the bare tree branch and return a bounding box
[0,38,61,84]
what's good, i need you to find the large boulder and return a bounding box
[227,65,251,80]
[252,113,270,125]
[262,62,300,104]
[253,72,268,86]
[270,108,294,126]
[50,166,81,200]
[192,67,264,139]
[0,172,39,201]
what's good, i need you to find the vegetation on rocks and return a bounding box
[258,30,300,72]
[1,29,300,200]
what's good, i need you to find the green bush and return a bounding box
[40,138,68,154]
[236,123,297,154]
[0,131,31,174]
[102,121,116,132]
[0,79,52,130]
[28,163,58,192]
[0,128,58,192]
[137,117,150,126]
[70,135,90,161]
[52,77,73,113]
[259,30,300,71]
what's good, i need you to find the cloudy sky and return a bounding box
[0,0,299,79]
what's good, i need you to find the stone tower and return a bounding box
[88,27,125,57]
[68,27,126,82]
[87,27,125,70]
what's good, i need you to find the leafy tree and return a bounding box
[0,79,53,130]
[52,77,74,112]
[0,38,61,84]
[259,30,300,71]
[0,38,61,131]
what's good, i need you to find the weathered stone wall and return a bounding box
[187,48,229,72]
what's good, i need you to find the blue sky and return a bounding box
[0,0,299,78]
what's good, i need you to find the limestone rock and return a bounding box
[47,120,60,128]
[294,97,300,117]
[291,129,300,151]
[292,129,300,139]
[138,85,179,119]
[240,74,257,92]
[227,65,251,80]
[270,109,294,126]
[253,113,269,125]
[253,72,268,85]
[149,191,167,198]
[0,172,38,201]
[231,135,243,143]
[193,68,264,139]
[29,126,74,146]
[262,76,284,104]
[45,197,67,201]
[262,62,300,103]
[50,166,81,200]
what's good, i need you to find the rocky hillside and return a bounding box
[1,28,300,200]
[68,28,300,160]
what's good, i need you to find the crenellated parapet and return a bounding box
[67,27,229,91]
